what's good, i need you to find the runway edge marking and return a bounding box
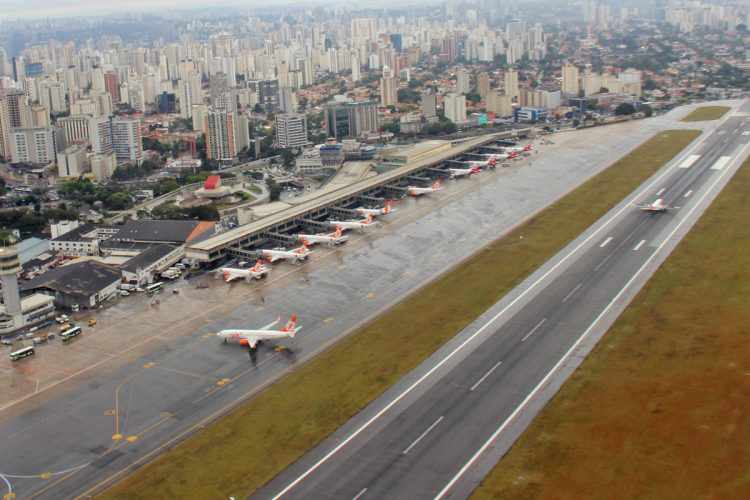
[268,129,712,499]
[433,137,750,500]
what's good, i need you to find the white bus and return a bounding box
[145,282,163,295]
[9,346,35,361]
[60,326,82,342]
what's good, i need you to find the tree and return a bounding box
[105,192,133,211]
[382,121,400,135]
[397,88,420,104]
[615,103,637,116]
[465,92,481,103]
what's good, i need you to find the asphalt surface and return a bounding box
[257,103,750,500]
[0,103,735,500]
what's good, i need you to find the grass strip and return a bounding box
[100,129,700,499]
[472,155,750,500]
[681,105,730,122]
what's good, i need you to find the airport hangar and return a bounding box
[185,128,532,264]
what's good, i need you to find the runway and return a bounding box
[0,104,733,500]
[257,103,750,499]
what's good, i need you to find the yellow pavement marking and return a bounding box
[103,409,115,416]
[366,292,375,299]
[4,492,17,500]
[216,378,231,387]
[111,434,123,441]
[143,362,155,369]
[39,472,51,480]
[323,317,334,323]
[126,436,138,443]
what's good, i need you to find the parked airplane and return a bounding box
[328,214,379,231]
[635,198,677,213]
[217,314,301,358]
[261,243,312,263]
[407,179,443,197]
[504,144,533,154]
[483,151,518,162]
[449,165,482,178]
[465,157,498,169]
[355,200,395,217]
[219,260,270,282]
[298,226,349,246]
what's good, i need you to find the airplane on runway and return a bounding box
[449,165,482,178]
[328,214,379,231]
[355,200,395,217]
[635,198,678,213]
[298,226,349,247]
[262,243,312,263]
[219,260,270,282]
[407,179,443,197]
[217,314,301,359]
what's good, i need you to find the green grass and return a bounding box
[681,105,730,122]
[100,130,701,500]
[472,156,750,500]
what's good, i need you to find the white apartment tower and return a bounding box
[276,113,308,149]
[111,118,143,165]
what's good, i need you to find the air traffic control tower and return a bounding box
[0,244,23,334]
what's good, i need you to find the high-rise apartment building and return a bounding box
[455,68,471,94]
[504,69,520,101]
[380,66,398,107]
[111,118,143,165]
[562,63,580,95]
[204,109,237,161]
[276,113,308,149]
[443,93,466,123]
[9,127,56,165]
[89,115,113,155]
[104,71,121,103]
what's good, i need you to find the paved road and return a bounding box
[257,104,750,500]
[0,103,731,500]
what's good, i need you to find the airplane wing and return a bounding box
[260,317,281,331]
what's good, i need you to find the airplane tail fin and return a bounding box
[525,144,532,151]
[365,214,374,224]
[489,158,497,166]
[433,179,442,190]
[383,201,393,214]
[222,270,232,282]
[334,226,343,238]
[252,260,264,272]
[282,314,298,334]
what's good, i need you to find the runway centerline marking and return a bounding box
[656,188,666,196]
[599,237,613,248]
[684,190,693,198]
[434,133,750,500]
[561,283,583,304]
[402,416,444,455]
[633,239,646,251]
[268,127,716,500]
[352,488,368,500]
[521,318,547,343]
[470,361,503,392]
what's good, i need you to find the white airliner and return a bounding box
[298,226,349,246]
[328,214,379,231]
[355,200,395,217]
[219,260,270,282]
[504,144,533,153]
[261,243,312,263]
[217,314,301,352]
[635,198,677,213]
[465,157,498,169]
[483,151,518,162]
[449,165,482,178]
[407,179,443,197]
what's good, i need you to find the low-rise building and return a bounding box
[121,244,183,285]
[0,293,56,336]
[21,260,121,309]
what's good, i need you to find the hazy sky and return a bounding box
[0,0,276,19]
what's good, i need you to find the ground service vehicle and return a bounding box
[60,326,82,342]
[145,282,163,295]
[9,346,35,361]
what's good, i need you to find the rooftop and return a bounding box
[21,260,121,298]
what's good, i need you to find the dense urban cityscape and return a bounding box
[1,0,749,499]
